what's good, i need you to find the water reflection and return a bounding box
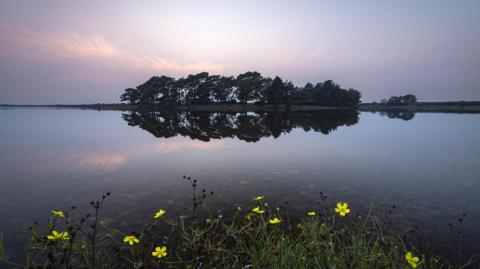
[66,140,225,171]
[122,109,359,142]
[378,110,416,121]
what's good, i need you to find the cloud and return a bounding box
[1,24,225,75]
[21,34,118,60]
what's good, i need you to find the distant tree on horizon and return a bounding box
[386,94,417,106]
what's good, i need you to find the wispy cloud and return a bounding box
[21,34,118,60]
[1,23,225,75]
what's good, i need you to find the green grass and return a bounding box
[0,193,477,268]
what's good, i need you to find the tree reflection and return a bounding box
[122,110,359,142]
[378,110,415,121]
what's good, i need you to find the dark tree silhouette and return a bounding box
[386,94,417,106]
[120,71,362,107]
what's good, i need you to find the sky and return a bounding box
[0,0,479,104]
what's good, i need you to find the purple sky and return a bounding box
[1,1,479,104]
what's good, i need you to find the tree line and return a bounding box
[120,72,362,107]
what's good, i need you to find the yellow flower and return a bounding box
[335,202,350,216]
[51,210,65,218]
[253,195,264,201]
[405,252,420,268]
[307,211,316,216]
[47,230,69,240]
[123,235,139,246]
[268,218,282,224]
[154,209,166,219]
[252,207,264,214]
[152,246,167,259]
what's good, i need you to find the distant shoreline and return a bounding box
[1,102,480,113]
[0,103,352,112]
[358,102,480,113]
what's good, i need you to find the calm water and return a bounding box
[1,108,480,261]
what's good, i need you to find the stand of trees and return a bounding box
[380,94,417,106]
[120,72,361,107]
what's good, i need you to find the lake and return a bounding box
[0,108,479,263]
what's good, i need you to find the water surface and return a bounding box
[1,108,479,261]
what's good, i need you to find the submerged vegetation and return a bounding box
[120,72,362,107]
[1,176,477,269]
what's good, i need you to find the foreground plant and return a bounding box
[335,202,350,216]
[123,235,139,246]
[405,251,421,268]
[0,188,478,268]
[152,246,167,259]
[46,230,69,240]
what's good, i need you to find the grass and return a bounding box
[0,178,478,268]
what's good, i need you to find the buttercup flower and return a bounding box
[253,195,265,201]
[335,202,350,216]
[152,246,167,258]
[47,230,70,240]
[252,207,264,214]
[154,209,166,219]
[123,235,139,246]
[51,210,65,218]
[307,211,316,216]
[405,252,420,268]
[268,218,282,224]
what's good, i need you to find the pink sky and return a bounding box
[1,1,479,103]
